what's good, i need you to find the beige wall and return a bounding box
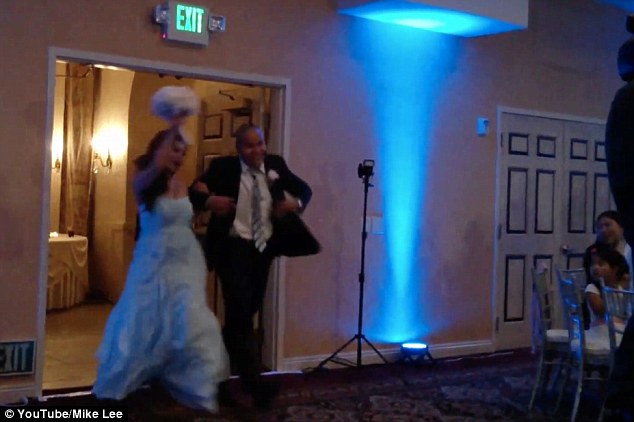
[90,68,135,302]
[194,81,268,160]
[48,63,66,233]
[0,0,629,399]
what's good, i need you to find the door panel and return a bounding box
[594,174,612,225]
[507,168,528,233]
[496,113,564,349]
[568,171,587,234]
[560,121,612,262]
[535,170,555,233]
[495,112,608,350]
[505,255,526,322]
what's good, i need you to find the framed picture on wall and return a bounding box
[204,114,223,140]
[202,153,220,173]
[230,108,252,136]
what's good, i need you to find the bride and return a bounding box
[92,87,229,411]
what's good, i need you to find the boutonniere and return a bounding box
[267,169,280,185]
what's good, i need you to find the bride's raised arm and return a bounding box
[132,131,176,203]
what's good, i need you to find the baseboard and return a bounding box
[0,341,496,402]
[281,339,495,372]
[0,386,36,406]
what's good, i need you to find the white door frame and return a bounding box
[36,47,292,395]
[492,106,606,349]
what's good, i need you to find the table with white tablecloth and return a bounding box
[47,234,88,310]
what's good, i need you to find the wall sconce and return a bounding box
[51,156,61,173]
[93,149,112,174]
[92,125,123,174]
[51,134,63,173]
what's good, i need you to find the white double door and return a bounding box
[494,111,612,350]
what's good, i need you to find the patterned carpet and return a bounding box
[30,351,604,421]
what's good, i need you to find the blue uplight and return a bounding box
[402,342,428,350]
[339,4,523,37]
[347,20,459,343]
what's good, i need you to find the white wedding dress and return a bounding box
[92,196,229,411]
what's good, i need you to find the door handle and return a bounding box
[561,244,573,254]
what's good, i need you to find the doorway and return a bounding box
[39,49,290,392]
[493,109,612,350]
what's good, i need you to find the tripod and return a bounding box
[316,160,388,369]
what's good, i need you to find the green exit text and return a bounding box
[175,4,205,34]
[0,341,35,375]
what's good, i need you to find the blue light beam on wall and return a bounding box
[350,20,458,343]
[597,0,634,12]
[339,3,523,37]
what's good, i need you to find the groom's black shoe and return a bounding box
[251,382,279,410]
[241,377,280,410]
[217,381,239,408]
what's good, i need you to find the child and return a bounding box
[586,245,630,328]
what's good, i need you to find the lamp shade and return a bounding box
[336,0,529,37]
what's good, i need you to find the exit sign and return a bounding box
[162,1,210,46]
[0,341,35,376]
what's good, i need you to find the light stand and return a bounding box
[316,160,388,369]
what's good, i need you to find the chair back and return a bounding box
[551,268,586,328]
[602,285,634,367]
[556,268,586,290]
[558,276,587,359]
[532,267,556,335]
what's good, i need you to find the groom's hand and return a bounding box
[206,195,236,215]
[272,198,300,218]
[191,181,209,195]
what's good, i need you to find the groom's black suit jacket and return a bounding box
[606,80,634,245]
[190,154,319,270]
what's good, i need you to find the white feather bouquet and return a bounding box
[150,86,200,121]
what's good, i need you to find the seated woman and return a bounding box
[583,210,632,283]
[586,245,630,332]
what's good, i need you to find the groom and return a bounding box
[604,21,634,419]
[190,123,317,406]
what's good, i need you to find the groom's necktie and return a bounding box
[250,170,267,252]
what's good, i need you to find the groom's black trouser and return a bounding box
[212,236,274,391]
[606,314,634,416]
